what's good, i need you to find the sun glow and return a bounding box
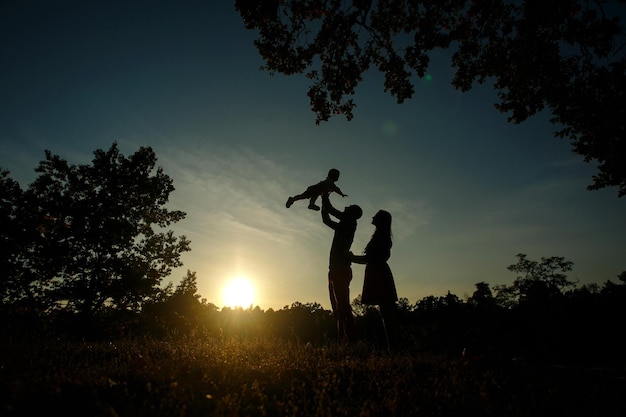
[222,277,255,308]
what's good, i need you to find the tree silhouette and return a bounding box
[236,0,626,196]
[0,170,27,304]
[1,143,190,316]
[506,253,575,305]
[467,281,496,311]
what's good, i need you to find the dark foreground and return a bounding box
[1,337,624,417]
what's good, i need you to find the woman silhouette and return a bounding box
[350,210,399,350]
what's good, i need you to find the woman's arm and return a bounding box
[349,251,367,264]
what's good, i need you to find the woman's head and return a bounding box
[372,210,391,229]
[365,209,392,255]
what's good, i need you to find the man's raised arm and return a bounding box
[321,193,339,229]
[322,193,342,218]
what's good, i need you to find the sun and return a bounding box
[222,277,255,308]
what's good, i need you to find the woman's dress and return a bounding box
[360,239,398,305]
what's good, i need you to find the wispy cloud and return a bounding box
[160,144,327,247]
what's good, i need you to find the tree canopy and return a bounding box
[0,143,190,316]
[236,0,626,196]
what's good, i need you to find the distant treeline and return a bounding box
[3,256,625,366]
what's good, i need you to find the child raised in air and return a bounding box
[286,168,348,211]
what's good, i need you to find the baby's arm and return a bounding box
[333,185,347,197]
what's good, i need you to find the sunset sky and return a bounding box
[2,1,625,311]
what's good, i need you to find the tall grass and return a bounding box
[2,335,624,416]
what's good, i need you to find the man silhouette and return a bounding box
[321,192,362,342]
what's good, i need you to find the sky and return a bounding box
[1,1,625,311]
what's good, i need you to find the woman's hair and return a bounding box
[373,210,392,231]
[364,210,392,255]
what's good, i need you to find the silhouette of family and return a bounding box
[287,169,399,349]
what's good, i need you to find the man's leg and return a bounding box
[328,267,355,342]
[328,276,343,339]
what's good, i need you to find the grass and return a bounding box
[1,335,624,417]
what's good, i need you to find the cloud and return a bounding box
[160,144,328,247]
[383,199,431,240]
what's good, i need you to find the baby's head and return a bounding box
[327,168,340,181]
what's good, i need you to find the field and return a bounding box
[2,336,624,417]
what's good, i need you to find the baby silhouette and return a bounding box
[286,168,347,211]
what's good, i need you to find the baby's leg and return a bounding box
[308,195,320,211]
[286,190,308,208]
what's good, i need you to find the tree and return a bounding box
[351,294,368,316]
[492,283,518,309]
[505,253,575,306]
[414,294,439,312]
[166,270,203,319]
[396,296,412,312]
[601,270,626,299]
[236,0,626,196]
[141,270,204,336]
[467,281,496,310]
[2,143,190,316]
[0,170,28,305]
